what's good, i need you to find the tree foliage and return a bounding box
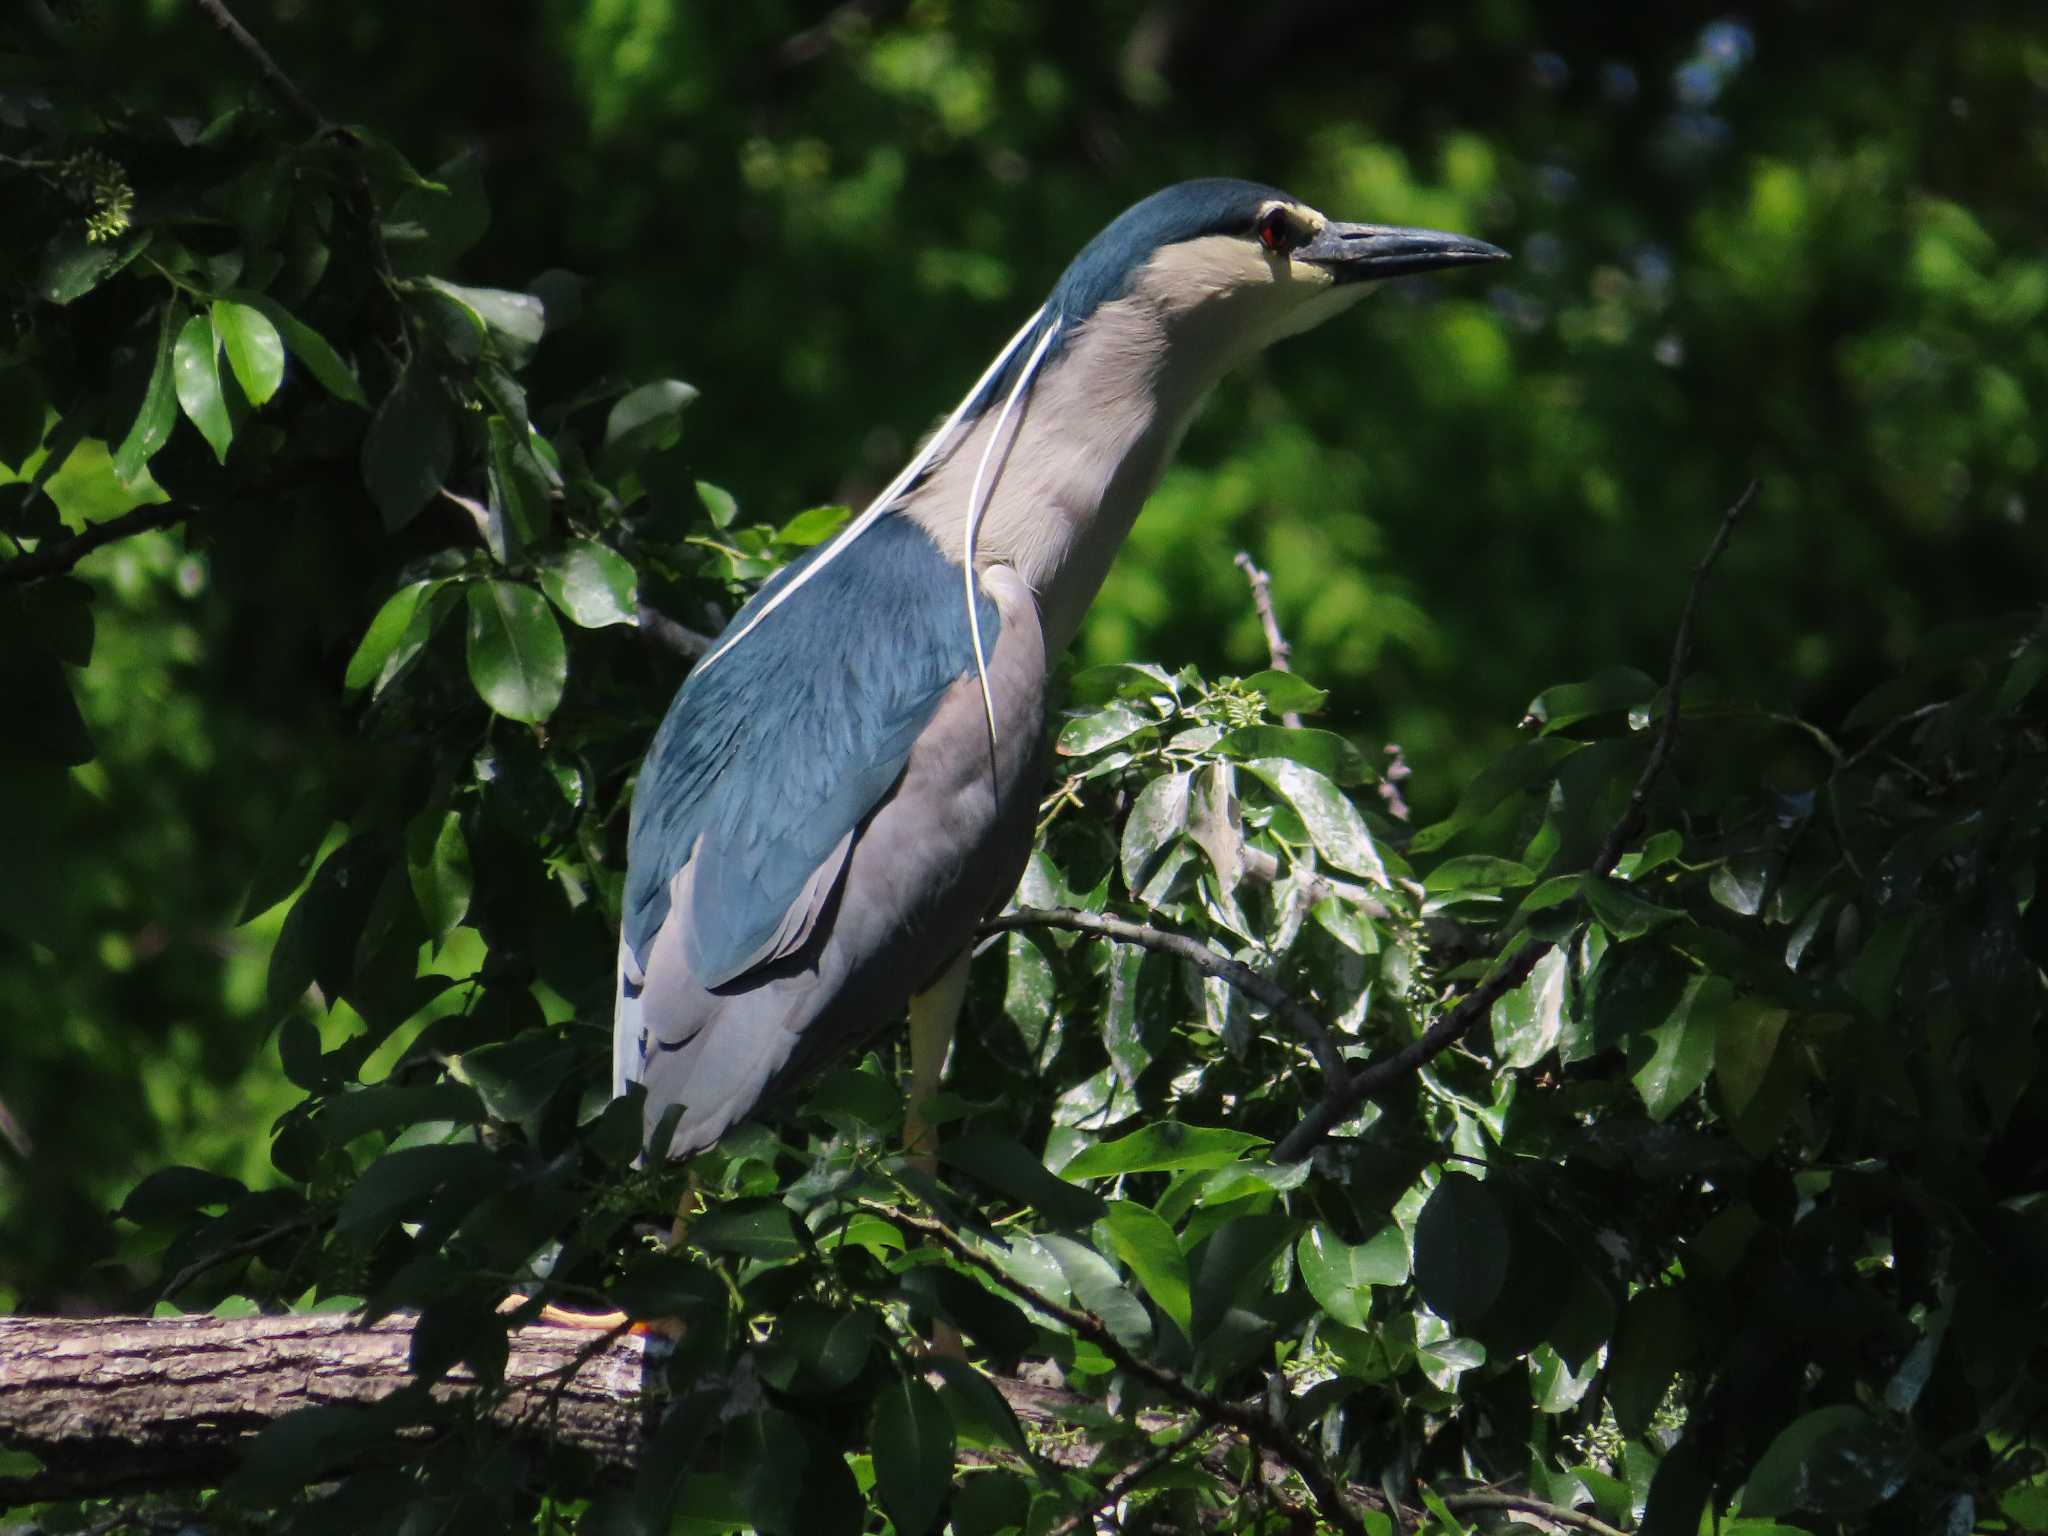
[2,5,2044,1535]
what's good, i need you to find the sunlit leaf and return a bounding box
[224,291,368,407]
[1102,1200,1192,1337]
[1061,1122,1267,1178]
[464,580,566,723]
[172,312,231,464]
[1242,757,1387,883]
[212,298,286,406]
[112,302,180,483]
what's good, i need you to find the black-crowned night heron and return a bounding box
[615,179,1505,1163]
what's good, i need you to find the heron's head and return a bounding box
[1038,178,1507,382]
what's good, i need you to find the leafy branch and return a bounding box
[1273,482,1755,1162]
[875,1203,1370,1536]
[981,905,1352,1087]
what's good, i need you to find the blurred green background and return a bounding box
[4,0,2043,1305]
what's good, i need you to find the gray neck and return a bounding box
[899,293,1208,656]
[900,235,1371,657]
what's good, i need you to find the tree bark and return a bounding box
[0,1312,654,1505]
[0,1314,1621,1536]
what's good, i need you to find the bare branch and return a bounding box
[1233,551,1300,727]
[636,602,716,661]
[879,1205,1367,1536]
[191,0,329,132]
[1273,483,1755,1163]
[0,503,188,587]
[982,905,1351,1090]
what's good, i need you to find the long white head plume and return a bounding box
[961,318,1061,751]
[692,306,1051,675]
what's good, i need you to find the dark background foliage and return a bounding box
[1,3,2043,1533]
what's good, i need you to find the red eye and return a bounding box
[1257,207,1296,254]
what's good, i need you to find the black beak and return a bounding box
[1298,221,1510,283]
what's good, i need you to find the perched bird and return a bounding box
[616,178,1504,1160]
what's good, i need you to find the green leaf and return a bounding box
[1413,1172,1508,1326]
[1713,998,1789,1118]
[224,291,368,407]
[540,539,639,628]
[362,363,454,531]
[464,581,567,723]
[1057,700,1155,757]
[1606,1287,1690,1437]
[1297,1224,1407,1329]
[172,312,231,464]
[1243,757,1387,882]
[1425,854,1537,893]
[1240,668,1328,715]
[1583,873,1680,939]
[1409,738,1580,854]
[343,580,437,693]
[691,1199,802,1261]
[696,479,738,528]
[1491,946,1569,1068]
[1525,667,1659,733]
[603,379,698,471]
[211,299,286,406]
[481,415,552,562]
[1038,1233,1151,1348]
[404,808,471,946]
[870,1374,954,1536]
[775,504,850,546]
[112,302,181,483]
[1061,1122,1268,1179]
[335,1143,505,1237]
[120,1166,246,1223]
[424,278,545,367]
[37,227,150,305]
[939,1134,1105,1229]
[1742,1406,1906,1518]
[1632,977,1719,1120]
[1589,939,1690,1051]
[1102,1200,1192,1337]
[1215,725,1371,785]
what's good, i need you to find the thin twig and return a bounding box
[636,603,717,661]
[1441,1490,1631,1536]
[1049,1418,1213,1536]
[0,503,188,586]
[1273,483,1755,1163]
[981,906,1351,1089]
[192,0,329,132]
[1234,551,1301,727]
[878,1205,1366,1536]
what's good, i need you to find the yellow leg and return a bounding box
[906,954,970,1360]
[504,1168,696,1338]
[905,954,970,1164]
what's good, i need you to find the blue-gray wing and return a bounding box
[614,516,1042,1153]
